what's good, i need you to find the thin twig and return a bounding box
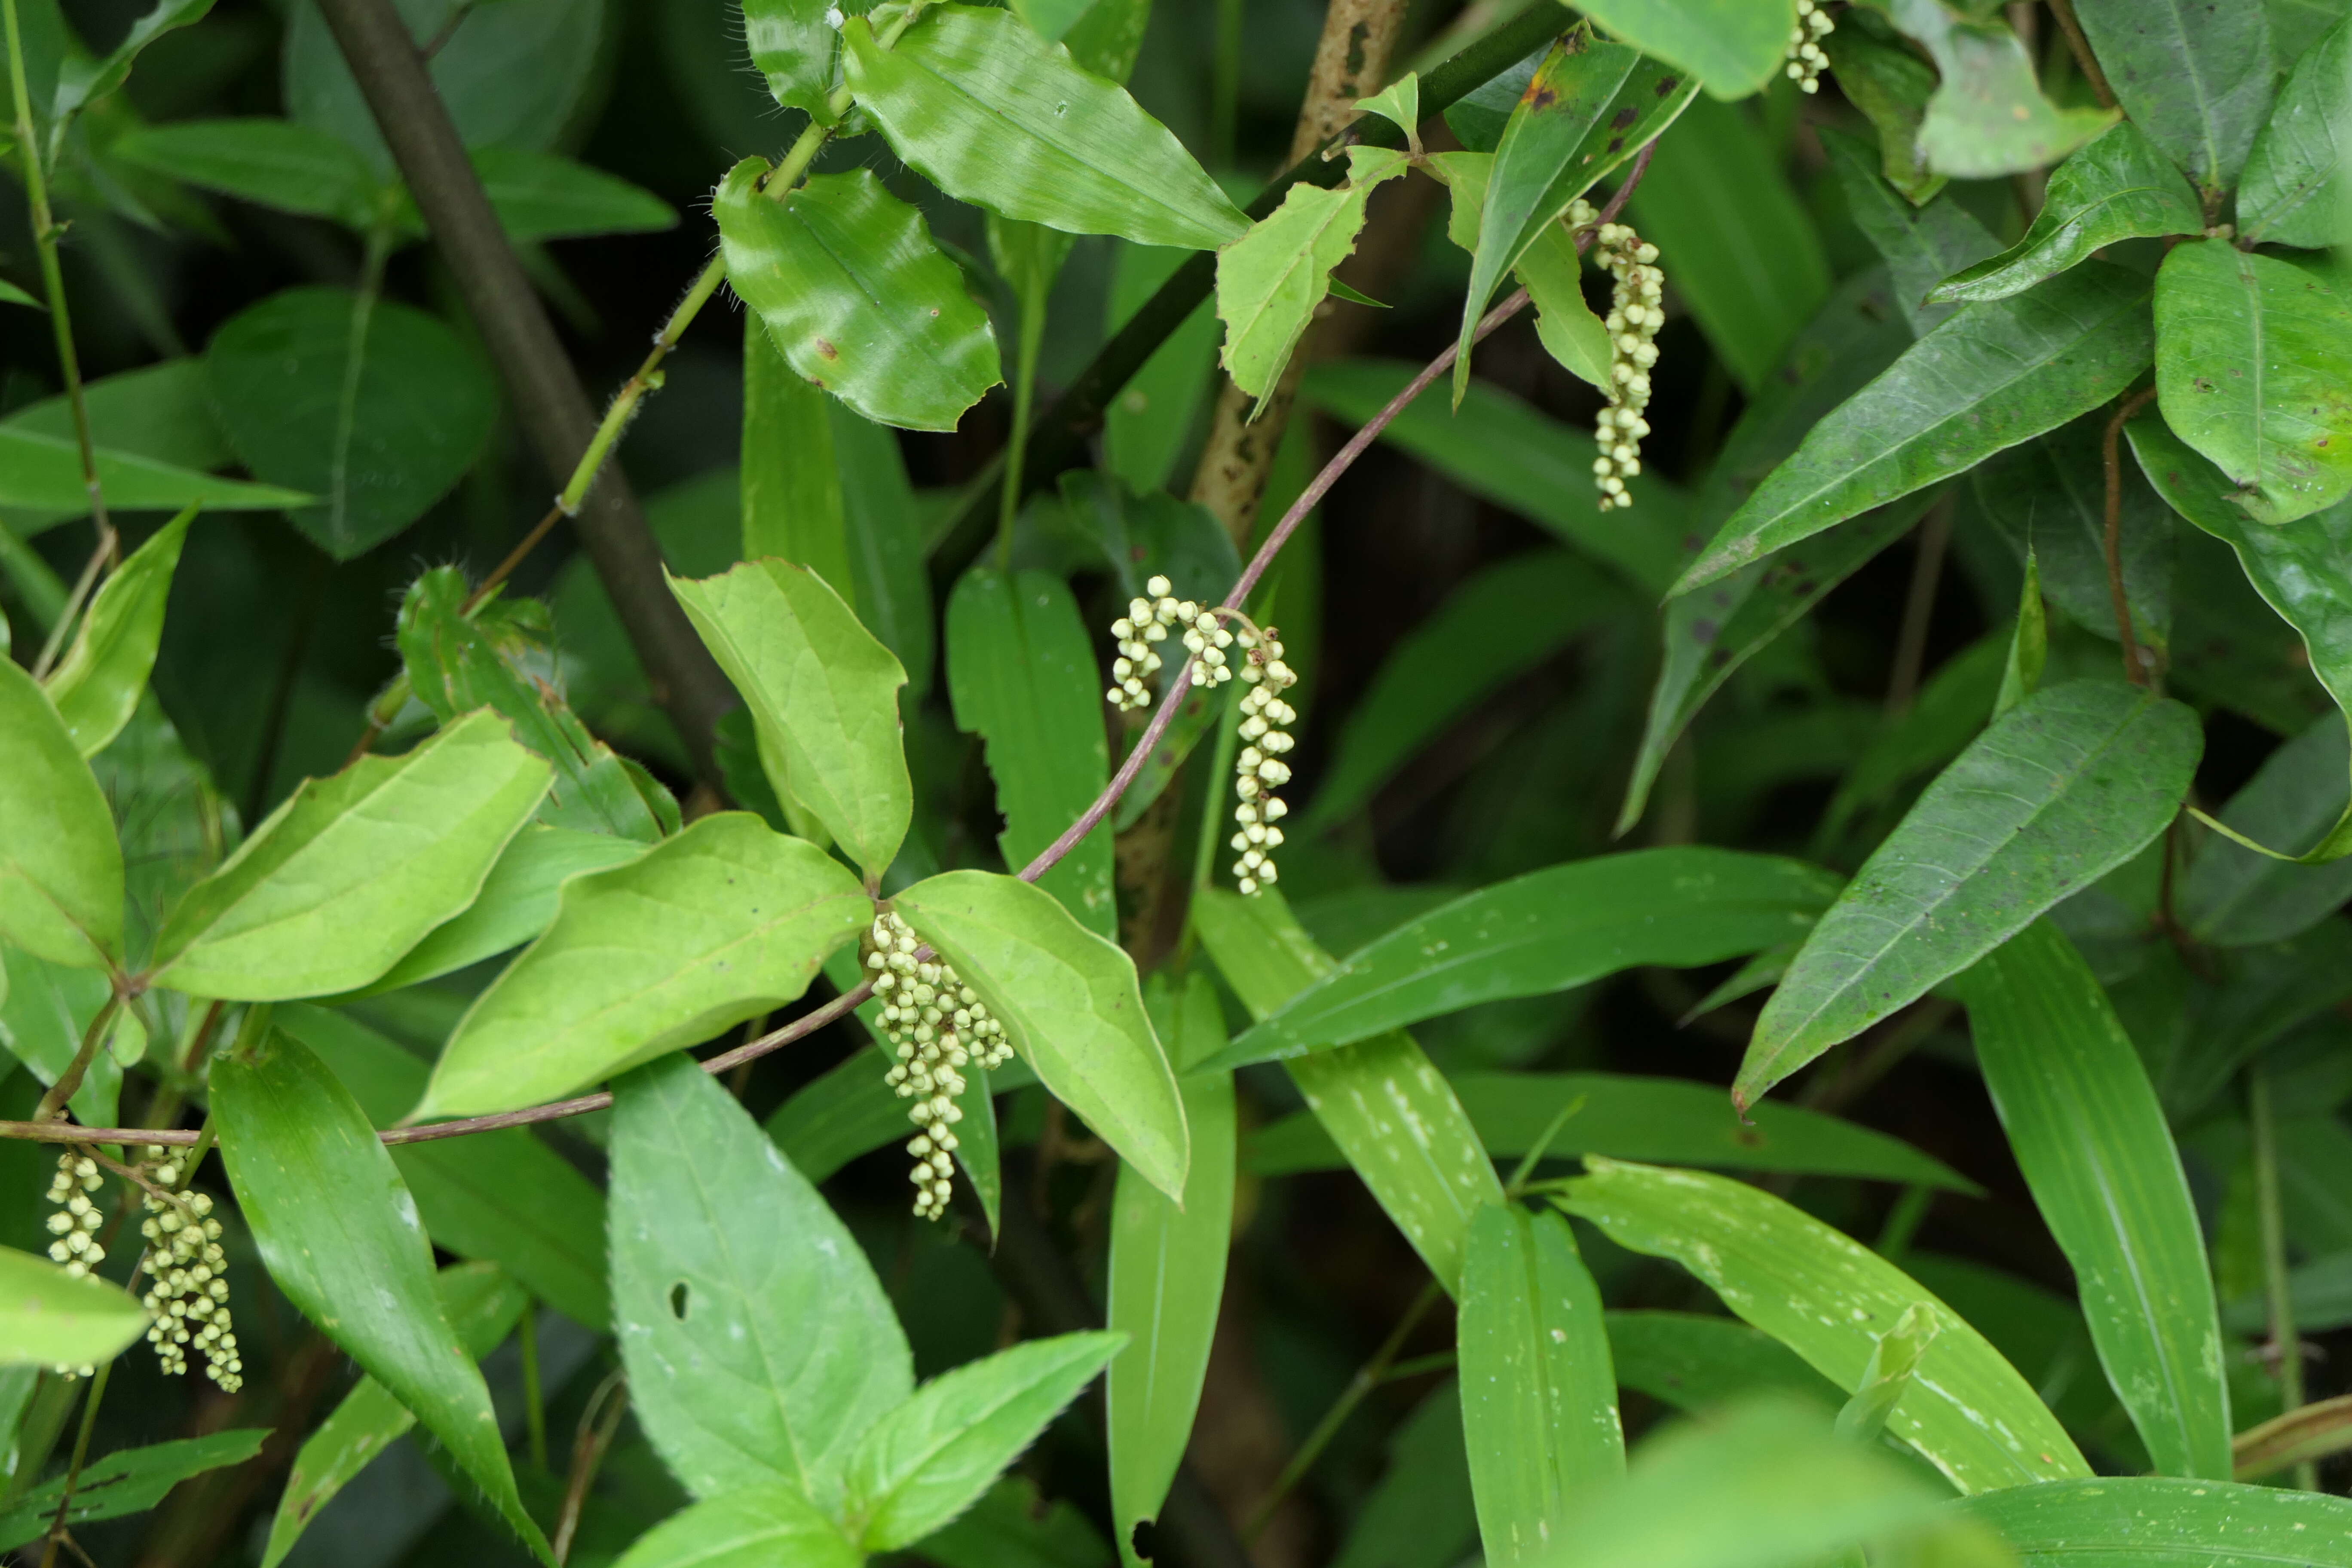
[554,1372,628,1565]
[38,1362,111,1568]
[2044,0,2116,110]
[1884,502,1952,714]
[2102,384,2159,686]
[32,998,122,1126]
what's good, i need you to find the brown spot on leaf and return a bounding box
[1611,106,1638,129]
[1607,136,1624,153]
[814,338,840,361]
[1656,74,1679,95]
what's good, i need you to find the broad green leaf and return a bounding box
[48,0,215,130]
[0,427,301,518]
[1356,72,1421,145]
[610,1484,864,1568]
[0,949,122,1125]
[1215,849,1841,1069]
[1888,0,2117,179]
[1818,127,2000,336]
[1739,680,2199,1106]
[846,1332,1124,1551]
[472,146,676,242]
[1219,145,1409,401]
[1568,0,1792,99]
[1192,887,1501,1294]
[2241,13,2352,248]
[895,869,1186,1198]
[1305,550,1631,831]
[843,6,1246,250]
[1835,1303,1939,1444]
[1972,415,2174,659]
[1956,921,2231,1479]
[946,569,1113,937]
[260,1260,529,1568]
[0,1244,146,1366]
[1626,93,1831,392]
[204,287,498,560]
[744,318,859,604]
[43,507,193,758]
[1930,122,2201,307]
[1243,1070,1976,1192]
[716,161,1000,433]
[671,557,913,879]
[112,116,381,230]
[1824,18,1946,203]
[355,823,645,995]
[214,1029,549,1560]
[1460,1205,1621,1568]
[416,812,867,1117]
[1330,1383,1478,1568]
[150,710,550,999]
[2153,239,2352,524]
[2069,0,2275,196]
[0,1430,265,1549]
[2182,718,2352,943]
[1108,975,1233,1568]
[1300,360,1687,593]
[1604,1311,1841,1413]
[741,0,836,118]
[0,658,122,969]
[612,1054,913,1510]
[1556,1158,2091,1491]
[1952,1475,2352,1562]
[1676,264,2154,593]
[278,1004,610,1329]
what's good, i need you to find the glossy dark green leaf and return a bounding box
[416,812,868,1117]
[1570,0,1791,99]
[1738,679,2200,1106]
[1460,1205,1620,1568]
[764,1027,1037,1185]
[2069,0,2275,196]
[1956,920,2231,1479]
[0,658,122,971]
[1328,1383,1477,1568]
[1974,416,2174,659]
[671,557,913,878]
[1676,264,2154,594]
[355,824,645,995]
[214,1029,549,1560]
[2183,718,2352,943]
[717,161,1000,433]
[947,569,1113,937]
[1823,19,1946,203]
[1932,122,2202,307]
[150,710,549,999]
[2241,13,2351,248]
[0,1429,265,1549]
[2153,239,2352,525]
[1108,974,1233,1568]
[896,869,1187,1199]
[1626,93,1830,392]
[843,6,1245,250]
[1222,145,1409,401]
[111,116,383,229]
[471,147,676,242]
[610,1484,864,1568]
[1888,0,2116,178]
[1556,1158,2090,1492]
[845,1332,1124,1551]
[1819,127,1999,336]
[1214,849,1840,1069]
[0,1244,147,1368]
[205,287,497,560]
[43,507,193,759]
[1243,1069,1975,1191]
[1952,1475,2352,1562]
[610,1053,912,1510]
[1603,1311,1840,1413]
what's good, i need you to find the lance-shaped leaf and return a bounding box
[1888,0,2116,179]
[0,658,122,970]
[742,0,837,119]
[1824,21,1944,203]
[1218,145,1409,401]
[355,823,646,996]
[1736,679,2200,1107]
[1956,921,2232,1480]
[2154,239,2352,525]
[1193,887,1501,1295]
[1953,1476,2352,1561]
[416,813,869,1118]
[842,6,1246,250]
[2233,1394,2352,1481]
[1109,975,1234,1568]
[1568,0,1790,100]
[610,1485,864,1568]
[1675,263,2154,594]
[611,1054,913,1512]
[1930,122,2202,306]
[1974,415,2174,659]
[0,430,305,516]
[2182,719,2352,943]
[44,505,194,757]
[1556,1158,2090,1492]
[1605,1311,1840,1412]
[1459,1205,1621,1568]
[1213,849,1840,1070]
[214,1029,550,1561]
[0,1430,267,1548]
[845,1332,1125,1551]
[895,869,1187,1199]
[49,0,216,129]
[112,117,385,228]
[1833,1304,1938,1444]
[1819,128,2000,336]
[2240,14,2351,249]
[716,161,999,433]
[1428,151,1612,390]
[149,710,551,999]
[2067,0,2274,197]
[671,557,912,879]
[0,1245,147,1367]
[260,1261,529,1568]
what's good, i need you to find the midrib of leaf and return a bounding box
[2240,251,2274,493]
[326,275,381,552]
[2079,1124,2201,1468]
[2150,0,2226,191]
[1513,1218,1565,1542]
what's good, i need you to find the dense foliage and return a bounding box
[2,0,2351,1563]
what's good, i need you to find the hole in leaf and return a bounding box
[670,1281,690,1320]
[1130,1520,1158,1560]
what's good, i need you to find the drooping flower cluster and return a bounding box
[1786,0,1834,93]
[1230,626,1298,896]
[1591,218,1664,513]
[864,911,1013,1220]
[45,1151,107,1286]
[1107,575,1234,712]
[136,1148,242,1392]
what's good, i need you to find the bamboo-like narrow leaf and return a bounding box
[0,1245,147,1367]
[1218,146,1409,401]
[0,1430,267,1548]
[1954,920,2232,1479]
[1951,1475,2352,1562]
[0,658,122,970]
[1834,1304,1938,1444]
[1604,1311,1840,1412]
[1555,1158,2090,1492]
[2233,1393,2352,1482]
[1930,122,2202,306]
[44,506,194,757]
[0,428,307,514]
